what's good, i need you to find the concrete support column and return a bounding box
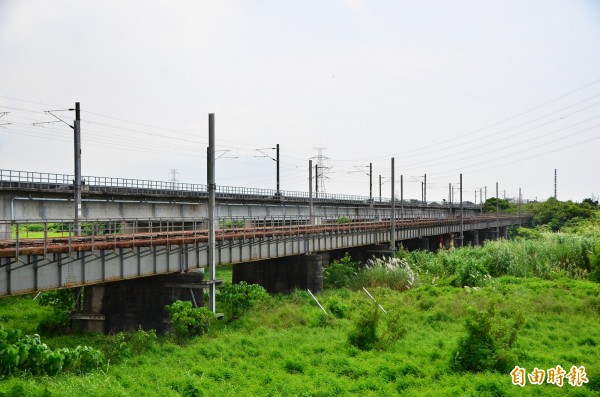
[73,273,204,334]
[233,254,324,293]
[471,230,480,246]
[81,286,105,333]
[500,227,508,239]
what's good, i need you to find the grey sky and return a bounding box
[1,0,599,203]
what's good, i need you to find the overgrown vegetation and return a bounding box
[452,305,524,373]
[218,281,269,320]
[37,289,75,336]
[0,326,103,377]
[165,301,215,339]
[0,201,598,395]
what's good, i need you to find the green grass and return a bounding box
[11,224,69,239]
[1,278,599,396]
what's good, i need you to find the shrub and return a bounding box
[165,301,215,339]
[323,253,360,289]
[327,298,349,319]
[0,326,103,377]
[452,306,523,373]
[37,289,75,336]
[218,282,269,319]
[348,306,379,350]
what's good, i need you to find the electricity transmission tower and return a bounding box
[311,147,329,194]
[168,169,179,188]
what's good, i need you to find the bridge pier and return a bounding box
[72,272,205,333]
[463,230,480,246]
[233,254,324,293]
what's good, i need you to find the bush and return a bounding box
[218,282,269,320]
[327,298,349,319]
[165,301,215,339]
[37,289,75,336]
[0,326,103,377]
[323,253,360,289]
[452,306,523,373]
[348,306,379,350]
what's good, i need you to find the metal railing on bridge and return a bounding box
[0,169,477,208]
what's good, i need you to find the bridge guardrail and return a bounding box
[1,169,480,208]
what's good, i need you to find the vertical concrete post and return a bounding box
[400,174,404,219]
[496,182,500,240]
[459,173,464,247]
[74,102,82,236]
[390,158,395,253]
[309,160,313,225]
[207,114,216,313]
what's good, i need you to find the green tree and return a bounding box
[482,198,513,213]
[530,197,594,231]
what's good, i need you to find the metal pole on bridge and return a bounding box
[208,114,216,313]
[309,160,314,225]
[390,158,395,253]
[74,102,82,236]
[459,173,464,247]
[400,174,404,219]
[496,182,500,240]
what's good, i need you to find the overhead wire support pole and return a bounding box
[390,158,395,253]
[207,113,216,313]
[74,102,82,237]
[369,162,373,201]
[276,143,280,194]
[424,173,427,204]
[496,182,500,240]
[400,174,404,219]
[459,173,464,247]
[309,160,314,226]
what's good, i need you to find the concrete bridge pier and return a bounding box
[233,254,324,293]
[71,272,205,333]
[463,230,480,246]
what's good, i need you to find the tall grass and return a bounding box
[398,232,597,287]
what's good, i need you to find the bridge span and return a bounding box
[0,215,525,298]
[0,169,528,332]
[1,169,481,239]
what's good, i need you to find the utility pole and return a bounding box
[400,175,404,219]
[459,173,463,247]
[496,182,500,240]
[74,102,82,237]
[480,187,483,213]
[207,114,216,313]
[369,162,372,201]
[309,160,314,225]
[276,144,280,194]
[448,183,452,217]
[424,173,427,203]
[315,164,319,199]
[518,187,522,227]
[390,158,395,253]
[379,175,382,202]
